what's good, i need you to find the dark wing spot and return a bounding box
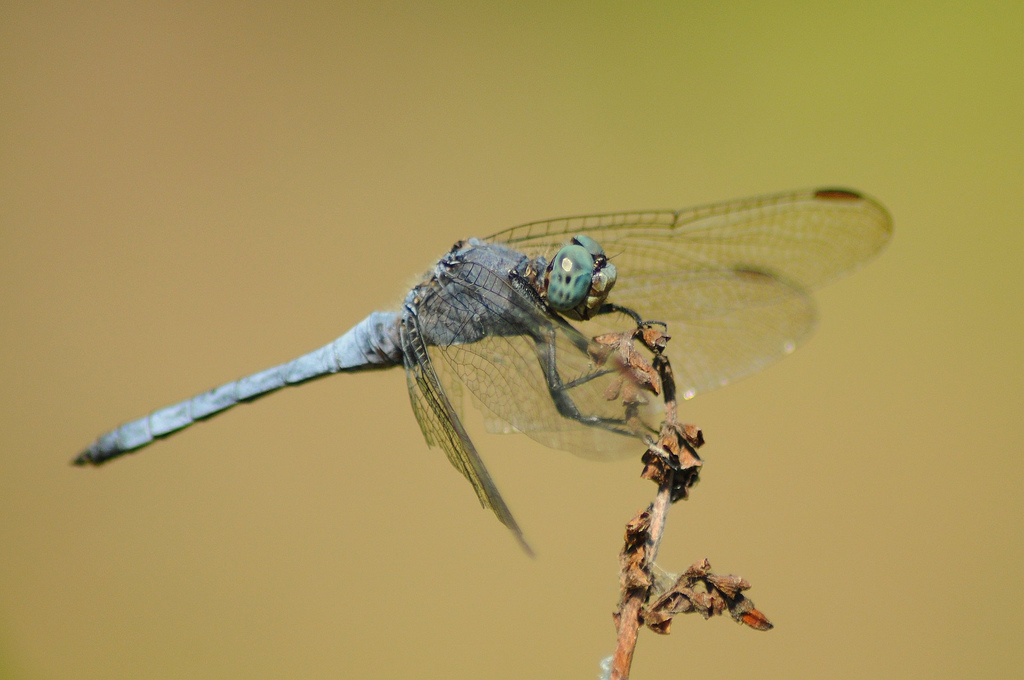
[814,188,863,201]
[732,266,774,281]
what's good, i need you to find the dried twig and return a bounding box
[605,324,770,680]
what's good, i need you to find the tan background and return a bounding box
[2,2,1021,679]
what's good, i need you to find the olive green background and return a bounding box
[2,2,1021,679]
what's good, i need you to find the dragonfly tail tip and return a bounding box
[71,450,96,467]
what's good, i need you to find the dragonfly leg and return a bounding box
[531,330,639,437]
[510,268,650,437]
[596,303,667,331]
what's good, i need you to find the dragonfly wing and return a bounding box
[485,188,890,398]
[618,268,816,399]
[486,188,891,292]
[429,331,658,462]
[401,312,531,554]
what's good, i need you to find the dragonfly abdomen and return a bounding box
[73,311,402,466]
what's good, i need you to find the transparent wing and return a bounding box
[430,330,657,462]
[486,188,890,399]
[621,269,816,398]
[401,311,532,554]
[486,188,891,291]
[415,259,657,463]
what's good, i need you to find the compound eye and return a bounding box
[571,234,606,261]
[547,244,594,311]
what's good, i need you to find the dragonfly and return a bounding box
[74,188,891,552]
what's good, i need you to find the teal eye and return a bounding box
[547,244,594,311]
[572,234,605,260]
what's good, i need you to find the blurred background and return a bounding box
[1,2,1021,679]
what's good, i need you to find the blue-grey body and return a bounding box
[76,311,404,462]
[77,241,552,463]
[75,189,892,551]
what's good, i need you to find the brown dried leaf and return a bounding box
[738,607,774,631]
[640,450,672,487]
[650,590,696,617]
[639,325,670,353]
[623,561,651,591]
[645,613,672,635]
[620,347,660,396]
[623,510,651,546]
[593,329,662,396]
[682,559,711,579]
[620,511,653,591]
[641,428,703,501]
[640,559,772,634]
[589,339,616,366]
[593,331,627,348]
[681,423,704,448]
[676,445,703,471]
[706,574,750,599]
[619,378,648,407]
[690,591,714,618]
[603,376,624,402]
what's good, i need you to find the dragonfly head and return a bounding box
[544,235,617,320]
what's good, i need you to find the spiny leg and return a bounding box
[596,303,667,331]
[530,325,640,436]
